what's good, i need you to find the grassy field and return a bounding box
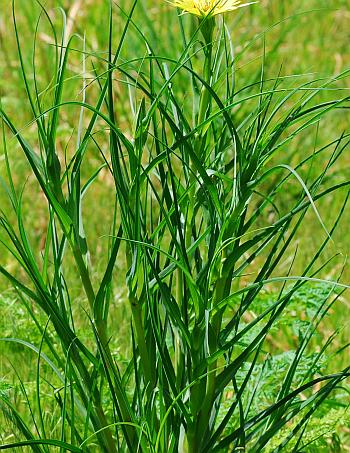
[0,0,350,451]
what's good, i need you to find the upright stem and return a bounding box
[126,247,155,389]
[187,16,216,453]
[197,39,213,136]
[175,265,184,388]
[186,17,215,252]
[70,244,119,453]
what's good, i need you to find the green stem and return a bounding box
[197,42,213,137]
[187,17,216,453]
[130,295,155,386]
[175,267,184,388]
[186,18,214,252]
[70,246,119,453]
[126,247,155,389]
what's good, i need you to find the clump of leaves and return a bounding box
[0,1,349,452]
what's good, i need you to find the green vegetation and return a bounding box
[0,0,349,451]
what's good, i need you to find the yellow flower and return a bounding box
[169,0,254,17]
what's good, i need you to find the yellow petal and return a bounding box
[168,0,255,17]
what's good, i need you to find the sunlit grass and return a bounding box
[0,0,350,451]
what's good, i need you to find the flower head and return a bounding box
[169,0,254,17]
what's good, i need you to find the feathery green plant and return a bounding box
[0,0,350,451]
